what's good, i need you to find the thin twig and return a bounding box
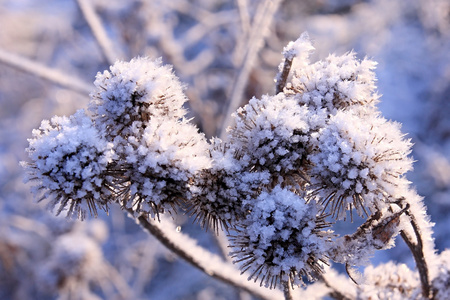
[391,197,432,299]
[102,261,134,300]
[319,274,354,300]
[400,214,431,298]
[219,0,283,139]
[282,280,293,300]
[0,47,91,95]
[236,0,251,35]
[275,56,293,94]
[234,0,251,65]
[76,0,120,65]
[130,211,283,300]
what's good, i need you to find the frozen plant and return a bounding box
[229,186,332,289]
[21,110,115,219]
[22,34,445,299]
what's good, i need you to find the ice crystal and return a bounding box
[23,57,211,220]
[282,32,314,62]
[189,138,270,231]
[229,93,326,188]
[89,57,211,217]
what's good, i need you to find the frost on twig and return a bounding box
[132,212,283,300]
[275,32,314,94]
[327,205,407,280]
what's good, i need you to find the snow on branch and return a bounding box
[133,212,283,300]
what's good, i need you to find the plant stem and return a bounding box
[275,56,293,94]
[391,197,432,299]
[76,0,120,64]
[131,211,283,300]
[282,280,293,300]
[220,0,282,139]
[400,211,431,298]
[0,47,91,95]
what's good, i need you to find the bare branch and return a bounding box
[102,261,134,300]
[219,0,283,139]
[236,0,251,35]
[282,280,293,300]
[400,214,432,298]
[0,47,91,95]
[131,211,284,300]
[275,56,293,94]
[76,0,120,64]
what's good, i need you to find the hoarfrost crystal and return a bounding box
[229,186,331,289]
[22,110,114,219]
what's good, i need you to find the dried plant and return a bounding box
[20,31,446,300]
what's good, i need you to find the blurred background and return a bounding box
[0,0,449,299]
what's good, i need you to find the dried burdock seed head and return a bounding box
[229,93,326,190]
[308,110,413,220]
[116,116,211,218]
[89,57,188,140]
[85,57,212,219]
[229,185,332,289]
[188,138,270,232]
[283,33,379,114]
[21,110,114,220]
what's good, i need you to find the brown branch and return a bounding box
[400,212,432,298]
[389,197,432,298]
[282,280,293,300]
[275,57,293,94]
